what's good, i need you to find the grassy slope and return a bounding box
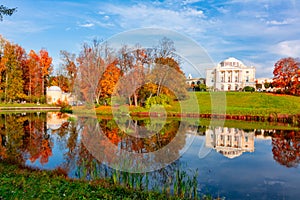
[0,162,178,200]
[78,92,300,117]
[130,92,300,116]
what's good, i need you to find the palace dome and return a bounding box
[47,86,62,92]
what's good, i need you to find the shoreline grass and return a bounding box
[0,161,183,200]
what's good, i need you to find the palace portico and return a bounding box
[206,57,256,91]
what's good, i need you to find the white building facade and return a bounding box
[206,57,256,91]
[46,86,76,105]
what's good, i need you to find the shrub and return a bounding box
[56,98,73,113]
[145,94,171,108]
[243,86,255,92]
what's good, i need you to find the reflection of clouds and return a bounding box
[264,178,285,186]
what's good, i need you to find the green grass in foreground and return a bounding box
[0,162,199,200]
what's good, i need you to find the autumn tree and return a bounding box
[115,45,149,106]
[99,60,121,101]
[0,5,17,21]
[39,49,53,96]
[49,75,70,92]
[273,57,300,95]
[142,38,188,102]
[26,50,42,100]
[117,45,133,75]
[60,50,78,93]
[77,40,115,104]
[154,37,176,59]
[0,42,25,102]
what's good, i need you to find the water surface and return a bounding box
[0,112,299,199]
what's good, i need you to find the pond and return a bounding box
[0,112,300,199]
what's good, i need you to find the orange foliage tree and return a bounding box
[100,60,121,101]
[39,49,53,96]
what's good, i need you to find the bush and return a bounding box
[145,94,171,108]
[55,98,73,113]
[243,86,255,92]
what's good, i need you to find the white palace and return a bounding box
[206,57,256,91]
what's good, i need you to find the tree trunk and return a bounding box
[4,73,8,102]
[133,92,138,106]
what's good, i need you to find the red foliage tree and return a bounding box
[273,57,300,95]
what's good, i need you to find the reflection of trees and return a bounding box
[0,113,53,165]
[0,113,197,197]
[0,114,27,163]
[272,130,300,168]
[99,118,187,155]
[24,114,53,165]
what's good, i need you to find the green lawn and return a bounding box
[92,92,300,118]
[162,92,300,116]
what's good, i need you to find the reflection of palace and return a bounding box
[47,112,69,130]
[205,127,254,159]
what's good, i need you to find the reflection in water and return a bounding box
[205,127,254,159]
[272,130,300,168]
[0,112,300,199]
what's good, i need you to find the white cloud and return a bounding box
[79,23,95,28]
[184,8,206,18]
[270,40,300,57]
[182,0,203,5]
[98,3,209,38]
[266,18,296,25]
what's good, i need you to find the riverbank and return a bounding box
[0,161,181,200]
[91,92,300,125]
[0,103,60,112]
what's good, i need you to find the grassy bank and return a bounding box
[93,92,300,117]
[0,103,56,107]
[169,92,300,116]
[0,162,182,200]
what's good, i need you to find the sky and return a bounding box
[0,0,300,78]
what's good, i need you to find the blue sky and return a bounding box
[1,0,299,78]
